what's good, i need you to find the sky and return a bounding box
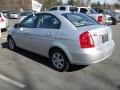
[62,0,118,4]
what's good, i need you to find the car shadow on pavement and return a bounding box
[117,85,120,90]
[1,42,88,72]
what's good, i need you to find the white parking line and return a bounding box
[0,74,26,88]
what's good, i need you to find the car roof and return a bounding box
[49,5,77,10]
[36,11,85,16]
[77,7,90,8]
[50,5,74,7]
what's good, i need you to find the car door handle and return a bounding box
[24,33,30,35]
[47,32,55,36]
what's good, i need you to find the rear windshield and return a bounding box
[62,13,98,27]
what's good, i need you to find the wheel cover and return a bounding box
[9,38,14,50]
[52,52,65,69]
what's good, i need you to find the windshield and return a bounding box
[89,9,97,13]
[20,12,32,16]
[62,13,98,27]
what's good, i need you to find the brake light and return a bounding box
[98,16,102,24]
[79,32,94,48]
[0,18,4,22]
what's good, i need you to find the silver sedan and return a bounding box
[7,12,115,72]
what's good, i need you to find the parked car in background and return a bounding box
[8,12,19,19]
[1,10,8,18]
[7,12,115,71]
[48,5,111,24]
[48,5,78,13]
[105,10,120,25]
[93,8,104,13]
[19,11,33,22]
[77,7,112,24]
[103,14,112,25]
[77,7,103,24]
[92,8,112,25]
[0,12,8,31]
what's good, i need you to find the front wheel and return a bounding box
[50,50,70,72]
[8,37,16,50]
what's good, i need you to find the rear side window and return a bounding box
[69,7,78,12]
[49,7,57,11]
[60,7,66,11]
[38,14,61,29]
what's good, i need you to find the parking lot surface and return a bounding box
[0,19,120,90]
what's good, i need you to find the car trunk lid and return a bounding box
[77,25,112,48]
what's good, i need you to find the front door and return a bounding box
[30,13,61,56]
[13,14,39,50]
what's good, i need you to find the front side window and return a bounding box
[62,13,98,27]
[89,9,97,13]
[20,15,38,28]
[49,7,57,11]
[80,8,88,13]
[20,12,32,16]
[38,14,61,29]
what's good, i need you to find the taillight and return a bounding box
[0,18,4,22]
[79,31,94,48]
[98,16,102,24]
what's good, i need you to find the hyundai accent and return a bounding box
[7,12,115,71]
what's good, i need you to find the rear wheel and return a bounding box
[111,18,116,25]
[50,50,70,72]
[8,37,16,50]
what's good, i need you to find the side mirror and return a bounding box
[14,23,20,28]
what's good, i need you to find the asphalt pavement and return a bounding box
[0,19,120,90]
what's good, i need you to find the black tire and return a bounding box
[50,50,70,72]
[8,37,16,50]
[111,18,116,25]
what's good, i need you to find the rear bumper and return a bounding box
[69,41,115,65]
[105,20,112,25]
